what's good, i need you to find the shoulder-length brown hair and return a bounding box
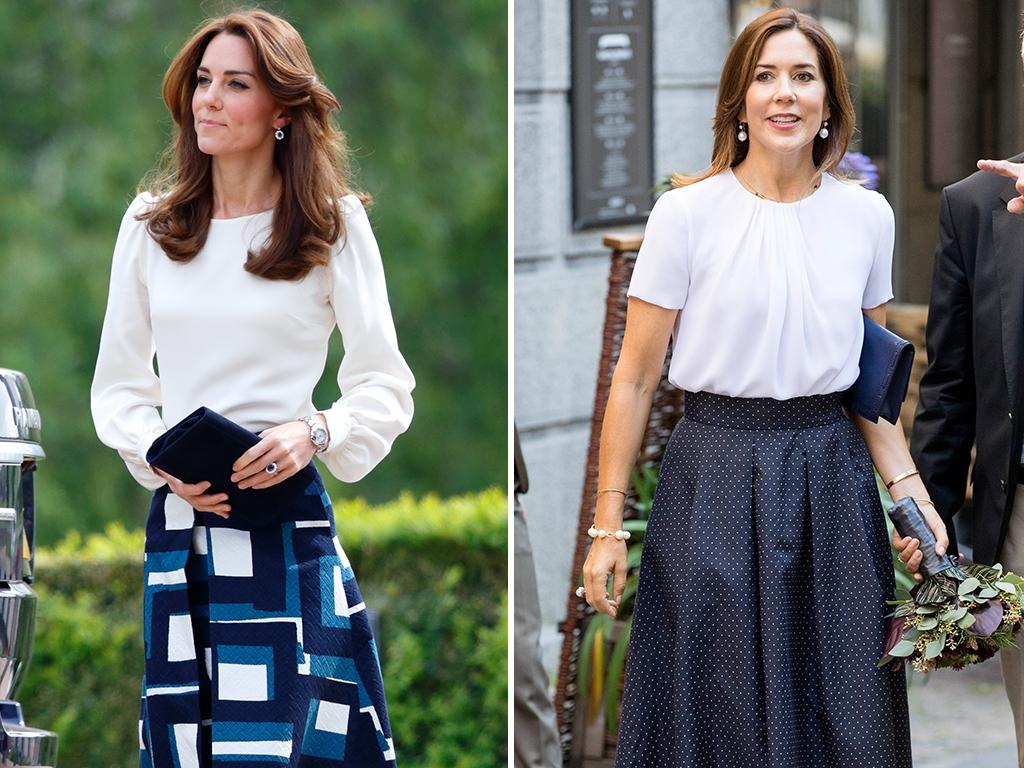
[674,7,855,188]
[138,9,362,280]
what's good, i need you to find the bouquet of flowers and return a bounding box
[878,497,1024,672]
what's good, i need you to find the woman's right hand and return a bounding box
[153,468,231,519]
[581,296,675,618]
[583,539,628,617]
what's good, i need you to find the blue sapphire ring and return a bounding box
[265,462,278,475]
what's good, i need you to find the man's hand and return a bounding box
[978,159,1024,214]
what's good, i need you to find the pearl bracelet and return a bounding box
[588,525,631,541]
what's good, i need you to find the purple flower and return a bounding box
[882,616,906,656]
[971,600,1005,637]
[838,151,880,191]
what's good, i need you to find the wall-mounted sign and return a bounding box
[572,0,653,230]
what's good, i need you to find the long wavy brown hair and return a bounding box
[673,7,855,188]
[138,9,362,280]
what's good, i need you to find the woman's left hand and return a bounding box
[231,421,315,490]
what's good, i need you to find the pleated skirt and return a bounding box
[614,391,912,768]
[139,468,397,767]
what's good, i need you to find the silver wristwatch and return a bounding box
[300,415,329,453]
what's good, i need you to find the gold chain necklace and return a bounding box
[734,168,822,203]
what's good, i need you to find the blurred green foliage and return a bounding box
[21,488,508,768]
[0,0,507,544]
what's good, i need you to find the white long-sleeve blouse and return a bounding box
[91,193,415,490]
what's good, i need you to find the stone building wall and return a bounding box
[513,0,730,671]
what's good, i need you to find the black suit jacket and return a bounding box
[911,153,1024,565]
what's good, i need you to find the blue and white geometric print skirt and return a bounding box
[139,467,397,767]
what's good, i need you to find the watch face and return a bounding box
[312,425,329,448]
[304,418,328,450]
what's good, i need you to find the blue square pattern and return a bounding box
[146,589,193,680]
[208,524,302,622]
[167,723,198,768]
[319,557,353,630]
[211,721,294,763]
[301,700,347,761]
[217,644,276,700]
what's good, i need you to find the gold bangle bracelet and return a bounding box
[596,488,627,497]
[885,469,919,490]
[912,497,936,509]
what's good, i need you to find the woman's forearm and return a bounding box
[854,306,934,502]
[594,375,660,529]
[593,297,679,529]
[855,415,932,502]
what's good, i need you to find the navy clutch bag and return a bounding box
[844,316,915,424]
[146,406,316,528]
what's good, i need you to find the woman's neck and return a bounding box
[210,156,281,219]
[734,148,819,203]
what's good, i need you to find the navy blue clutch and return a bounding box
[843,315,915,424]
[146,406,316,528]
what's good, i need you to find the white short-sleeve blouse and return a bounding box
[627,169,894,400]
[91,193,415,490]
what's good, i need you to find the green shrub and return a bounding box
[18,489,507,768]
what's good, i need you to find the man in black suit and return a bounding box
[911,150,1024,761]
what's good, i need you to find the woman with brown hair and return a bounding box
[581,8,942,767]
[90,10,412,767]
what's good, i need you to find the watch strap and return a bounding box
[300,415,329,453]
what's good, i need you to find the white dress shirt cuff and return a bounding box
[132,428,168,489]
[322,406,353,452]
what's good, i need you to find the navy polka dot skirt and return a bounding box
[614,391,912,768]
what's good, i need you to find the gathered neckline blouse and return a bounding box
[627,170,894,400]
[727,167,826,207]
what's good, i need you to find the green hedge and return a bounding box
[19,489,507,768]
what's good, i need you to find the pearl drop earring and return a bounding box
[737,122,748,142]
[818,120,829,140]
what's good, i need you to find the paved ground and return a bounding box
[584,659,1018,767]
[908,659,1017,767]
